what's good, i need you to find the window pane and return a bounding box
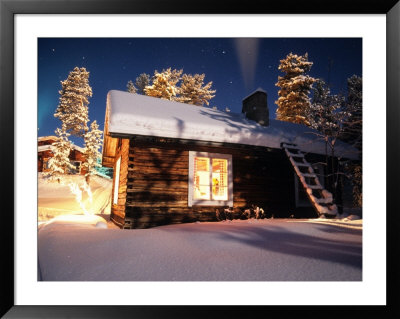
[212,158,228,200]
[194,157,210,200]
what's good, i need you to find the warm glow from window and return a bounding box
[194,157,210,200]
[212,158,228,200]
[193,157,228,201]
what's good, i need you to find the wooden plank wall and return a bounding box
[110,138,130,227]
[70,149,87,175]
[123,137,298,229]
[38,150,53,172]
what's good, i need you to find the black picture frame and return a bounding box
[1,0,399,318]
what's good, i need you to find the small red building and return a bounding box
[38,136,88,175]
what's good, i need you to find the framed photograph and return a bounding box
[1,0,399,317]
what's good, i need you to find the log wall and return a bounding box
[120,137,301,229]
[110,138,130,227]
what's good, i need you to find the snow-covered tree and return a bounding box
[275,53,316,125]
[135,73,151,95]
[341,75,362,208]
[352,164,362,207]
[44,124,75,183]
[127,80,137,93]
[307,79,348,202]
[54,67,92,137]
[341,75,362,151]
[175,73,216,106]
[144,68,182,100]
[82,120,103,184]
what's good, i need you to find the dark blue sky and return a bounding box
[38,38,362,146]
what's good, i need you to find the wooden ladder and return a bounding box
[281,142,337,217]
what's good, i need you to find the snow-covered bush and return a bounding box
[240,205,266,220]
[215,207,234,221]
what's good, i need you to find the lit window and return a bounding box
[189,152,232,206]
[194,157,211,200]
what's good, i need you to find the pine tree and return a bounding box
[127,80,137,93]
[307,79,348,203]
[341,75,362,208]
[175,73,216,106]
[144,68,182,100]
[54,67,92,137]
[135,73,151,95]
[341,75,362,151]
[275,53,316,125]
[82,120,103,184]
[44,124,75,183]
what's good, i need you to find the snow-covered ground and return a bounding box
[38,216,362,281]
[38,173,112,222]
[37,173,362,282]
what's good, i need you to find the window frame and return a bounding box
[69,160,82,174]
[188,151,233,207]
[113,156,121,205]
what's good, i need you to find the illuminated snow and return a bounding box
[106,90,359,160]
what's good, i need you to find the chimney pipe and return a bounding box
[242,88,269,126]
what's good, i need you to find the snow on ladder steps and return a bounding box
[286,151,304,157]
[281,142,297,147]
[282,143,337,216]
[307,184,323,190]
[296,162,311,167]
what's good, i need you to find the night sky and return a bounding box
[38,38,362,146]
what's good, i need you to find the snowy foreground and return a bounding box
[38,216,362,281]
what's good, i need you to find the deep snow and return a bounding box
[37,173,362,282]
[38,216,362,281]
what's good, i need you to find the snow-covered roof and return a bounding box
[242,87,267,101]
[38,145,55,152]
[37,143,84,154]
[71,144,85,153]
[106,90,359,160]
[38,135,59,142]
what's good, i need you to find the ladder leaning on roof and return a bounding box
[281,142,337,217]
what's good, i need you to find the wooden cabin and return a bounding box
[38,136,88,175]
[102,90,359,229]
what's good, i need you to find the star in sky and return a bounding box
[38,37,362,145]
